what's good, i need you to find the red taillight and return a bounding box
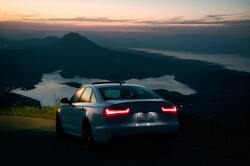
[161,105,177,114]
[103,107,131,117]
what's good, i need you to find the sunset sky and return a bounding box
[0,0,249,31]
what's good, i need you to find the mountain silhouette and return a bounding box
[0,36,59,49]
[0,32,249,105]
[53,32,101,50]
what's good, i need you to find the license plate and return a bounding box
[136,112,155,123]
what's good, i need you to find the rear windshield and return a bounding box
[98,86,159,100]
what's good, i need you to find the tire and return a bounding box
[56,113,64,138]
[82,120,96,151]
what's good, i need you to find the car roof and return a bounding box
[84,83,146,89]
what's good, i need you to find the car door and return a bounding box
[62,87,85,132]
[70,87,93,134]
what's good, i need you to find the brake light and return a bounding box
[161,105,177,113]
[103,107,131,117]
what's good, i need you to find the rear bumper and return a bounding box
[93,121,179,143]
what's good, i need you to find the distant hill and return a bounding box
[0,36,59,49]
[53,32,100,49]
[89,33,250,56]
[0,32,249,99]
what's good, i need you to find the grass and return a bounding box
[0,105,59,120]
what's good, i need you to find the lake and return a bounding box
[135,48,250,73]
[11,71,196,106]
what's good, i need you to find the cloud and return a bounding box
[205,14,235,20]
[205,13,248,20]
[133,19,250,26]
[19,13,250,27]
[1,20,250,37]
[133,13,250,26]
[24,17,132,23]
[0,13,249,34]
[0,21,154,32]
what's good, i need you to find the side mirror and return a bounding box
[60,97,70,104]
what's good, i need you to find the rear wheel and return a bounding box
[82,120,96,151]
[56,113,64,138]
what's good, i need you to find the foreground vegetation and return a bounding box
[0,105,59,120]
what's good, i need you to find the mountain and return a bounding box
[89,33,250,56]
[53,32,101,49]
[0,32,249,99]
[0,36,59,49]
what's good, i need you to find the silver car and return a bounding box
[56,82,179,149]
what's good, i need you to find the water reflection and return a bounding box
[12,71,196,106]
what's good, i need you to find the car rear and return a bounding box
[92,84,179,143]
